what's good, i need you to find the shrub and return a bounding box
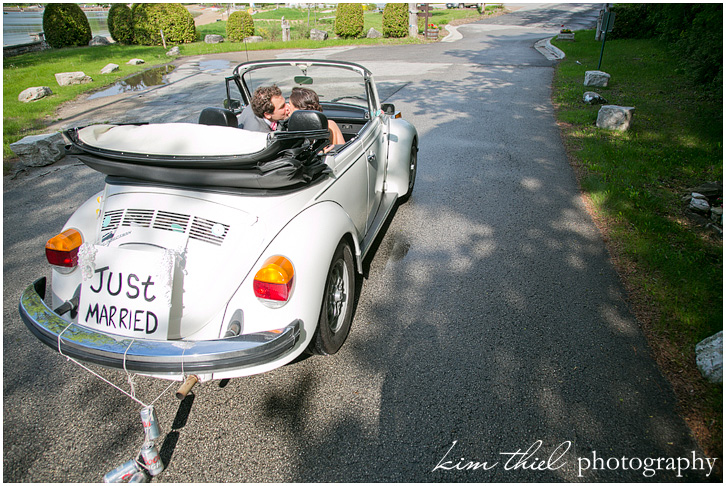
[335,3,364,39]
[42,3,92,49]
[107,3,134,44]
[132,3,196,46]
[608,4,657,40]
[227,11,255,42]
[382,3,408,38]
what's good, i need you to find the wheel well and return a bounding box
[340,232,362,275]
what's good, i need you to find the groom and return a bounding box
[238,85,290,132]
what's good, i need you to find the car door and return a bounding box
[360,81,387,234]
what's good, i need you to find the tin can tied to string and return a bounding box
[139,405,161,442]
[103,459,141,483]
[128,470,149,483]
[140,443,164,476]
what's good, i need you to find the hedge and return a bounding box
[107,3,134,44]
[42,3,92,49]
[132,3,196,46]
[335,3,364,39]
[382,3,409,38]
[227,11,255,42]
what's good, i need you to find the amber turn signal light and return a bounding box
[253,256,294,304]
[46,228,83,267]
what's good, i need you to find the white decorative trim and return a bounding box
[78,243,98,281]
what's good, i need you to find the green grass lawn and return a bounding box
[3,44,170,161]
[552,30,722,458]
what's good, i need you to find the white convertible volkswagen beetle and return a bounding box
[20,59,417,384]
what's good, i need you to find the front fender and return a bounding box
[385,118,418,197]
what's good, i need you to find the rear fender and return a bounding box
[220,201,360,348]
[49,191,104,308]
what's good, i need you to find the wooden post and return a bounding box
[417,4,432,38]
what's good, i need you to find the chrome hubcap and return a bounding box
[327,259,348,333]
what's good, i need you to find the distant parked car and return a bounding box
[447,3,481,9]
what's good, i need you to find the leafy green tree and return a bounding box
[42,3,92,48]
[227,11,255,42]
[335,3,364,39]
[107,3,134,44]
[382,3,408,38]
[132,3,196,46]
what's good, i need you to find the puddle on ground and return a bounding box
[88,64,177,99]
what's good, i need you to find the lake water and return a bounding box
[3,10,110,46]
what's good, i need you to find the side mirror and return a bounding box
[224,98,242,112]
[381,103,396,115]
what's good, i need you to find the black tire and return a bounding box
[399,140,417,203]
[308,240,355,355]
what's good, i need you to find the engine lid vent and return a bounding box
[100,208,230,246]
[190,216,229,246]
[153,210,191,233]
[122,209,154,228]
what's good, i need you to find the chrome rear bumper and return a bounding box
[19,278,300,374]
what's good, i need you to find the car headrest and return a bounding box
[287,110,328,132]
[199,107,238,128]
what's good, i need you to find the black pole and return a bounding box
[597,29,607,70]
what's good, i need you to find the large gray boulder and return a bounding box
[89,35,111,46]
[244,36,264,43]
[205,34,224,44]
[310,29,328,41]
[583,91,607,105]
[9,132,66,167]
[584,70,610,87]
[596,105,635,131]
[127,58,145,65]
[100,63,119,74]
[18,86,52,103]
[55,71,93,86]
[167,46,181,56]
[696,331,723,383]
[366,28,383,39]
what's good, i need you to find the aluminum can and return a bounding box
[139,405,161,441]
[103,459,140,483]
[140,443,164,476]
[128,471,149,483]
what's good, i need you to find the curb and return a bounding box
[534,37,565,61]
[441,24,462,43]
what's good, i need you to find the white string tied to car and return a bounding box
[56,322,176,408]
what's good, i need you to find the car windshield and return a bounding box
[241,64,370,112]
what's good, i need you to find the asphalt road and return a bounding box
[3,4,711,482]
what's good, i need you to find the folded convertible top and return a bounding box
[65,122,331,189]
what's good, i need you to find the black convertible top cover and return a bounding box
[65,116,331,190]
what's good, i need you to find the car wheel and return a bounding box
[308,240,355,355]
[400,139,418,203]
[458,3,464,8]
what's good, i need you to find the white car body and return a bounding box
[20,60,417,383]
